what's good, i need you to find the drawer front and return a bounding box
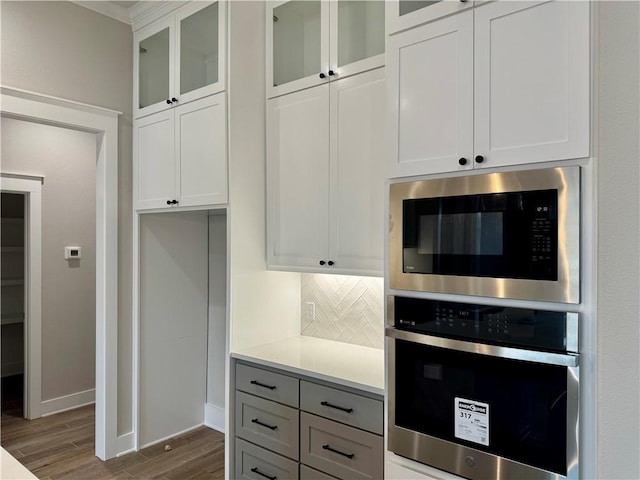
[236,391,300,460]
[237,363,300,407]
[300,464,339,480]
[235,437,299,480]
[300,381,383,435]
[300,412,383,480]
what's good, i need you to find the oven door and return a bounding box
[386,329,579,480]
[389,167,580,303]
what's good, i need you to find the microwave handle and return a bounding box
[385,327,579,367]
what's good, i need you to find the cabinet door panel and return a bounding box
[135,111,175,210]
[474,1,590,168]
[175,0,226,105]
[329,68,385,275]
[267,0,330,98]
[388,12,473,177]
[267,86,330,269]
[176,94,228,207]
[386,0,474,35]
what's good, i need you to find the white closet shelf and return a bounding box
[1,278,24,286]
[1,313,24,326]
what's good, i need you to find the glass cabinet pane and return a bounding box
[180,2,219,95]
[399,1,441,17]
[273,1,322,87]
[139,28,170,108]
[337,0,384,68]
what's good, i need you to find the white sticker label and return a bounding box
[454,397,489,446]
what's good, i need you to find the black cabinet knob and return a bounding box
[166,200,172,205]
[171,97,178,103]
[475,155,485,164]
[319,260,326,266]
[328,70,335,76]
[172,199,178,205]
[458,157,467,166]
[166,99,172,105]
[319,73,326,79]
[460,0,467,3]
[328,261,334,266]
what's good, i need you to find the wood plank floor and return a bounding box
[1,405,225,479]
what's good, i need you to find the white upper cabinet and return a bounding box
[386,0,474,35]
[388,0,590,178]
[267,0,385,98]
[134,1,226,118]
[135,93,228,210]
[267,68,386,275]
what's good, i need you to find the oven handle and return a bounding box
[385,327,579,367]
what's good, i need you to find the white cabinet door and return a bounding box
[329,68,385,275]
[176,93,228,208]
[473,0,590,169]
[135,110,176,210]
[386,0,474,36]
[388,11,473,178]
[267,86,330,269]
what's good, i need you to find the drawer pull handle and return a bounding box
[250,380,276,390]
[321,401,353,414]
[251,418,278,431]
[250,467,277,480]
[322,444,355,459]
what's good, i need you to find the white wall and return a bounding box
[1,117,96,402]
[228,1,300,353]
[596,2,640,478]
[0,1,134,434]
[208,213,227,411]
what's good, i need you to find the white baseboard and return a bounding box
[117,432,135,456]
[204,403,225,433]
[41,388,95,416]
[139,423,204,450]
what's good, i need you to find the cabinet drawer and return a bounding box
[235,437,299,480]
[237,363,299,407]
[300,464,339,480]
[300,412,383,480]
[300,381,383,435]
[236,391,299,460]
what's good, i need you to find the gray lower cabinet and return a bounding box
[234,361,383,480]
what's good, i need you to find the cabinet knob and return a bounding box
[328,70,335,76]
[319,73,326,79]
[319,260,326,266]
[166,200,172,205]
[166,99,172,105]
[460,0,467,3]
[171,97,178,103]
[172,199,178,205]
[328,260,334,266]
[475,155,485,164]
[458,157,468,166]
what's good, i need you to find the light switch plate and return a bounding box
[64,246,81,260]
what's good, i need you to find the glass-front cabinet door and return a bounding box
[175,0,226,105]
[386,0,473,35]
[135,16,174,118]
[134,1,225,118]
[267,0,384,98]
[268,0,329,98]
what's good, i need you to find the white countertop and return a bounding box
[232,336,385,396]
[1,448,38,480]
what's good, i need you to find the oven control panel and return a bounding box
[394,297,575,353]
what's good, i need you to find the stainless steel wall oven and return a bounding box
[386,296,580,480]
[389,167,580,303]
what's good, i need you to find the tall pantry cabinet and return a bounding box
[132,0,228,448]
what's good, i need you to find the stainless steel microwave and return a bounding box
[389,167,580,303]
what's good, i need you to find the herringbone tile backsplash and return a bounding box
[301,273,384,349]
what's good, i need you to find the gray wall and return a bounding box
[597,2,640,478]
[1,118,96,400]
[1,1,133,434]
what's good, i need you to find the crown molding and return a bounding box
[70,1,133,25]
[130,1,188,31]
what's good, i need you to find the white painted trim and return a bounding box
[138,424,204,450]
[0,175,42,420]
[117,432,135,456]
[204,403,225,433]
[41,389,95,417]
[70,1,133,25]
[130,0,186,32]
[0,173,44,184]
[0,87,120,460]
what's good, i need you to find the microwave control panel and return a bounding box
[394,297,573,353]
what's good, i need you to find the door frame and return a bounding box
[0,86,120,460]
[0,174,43,421]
